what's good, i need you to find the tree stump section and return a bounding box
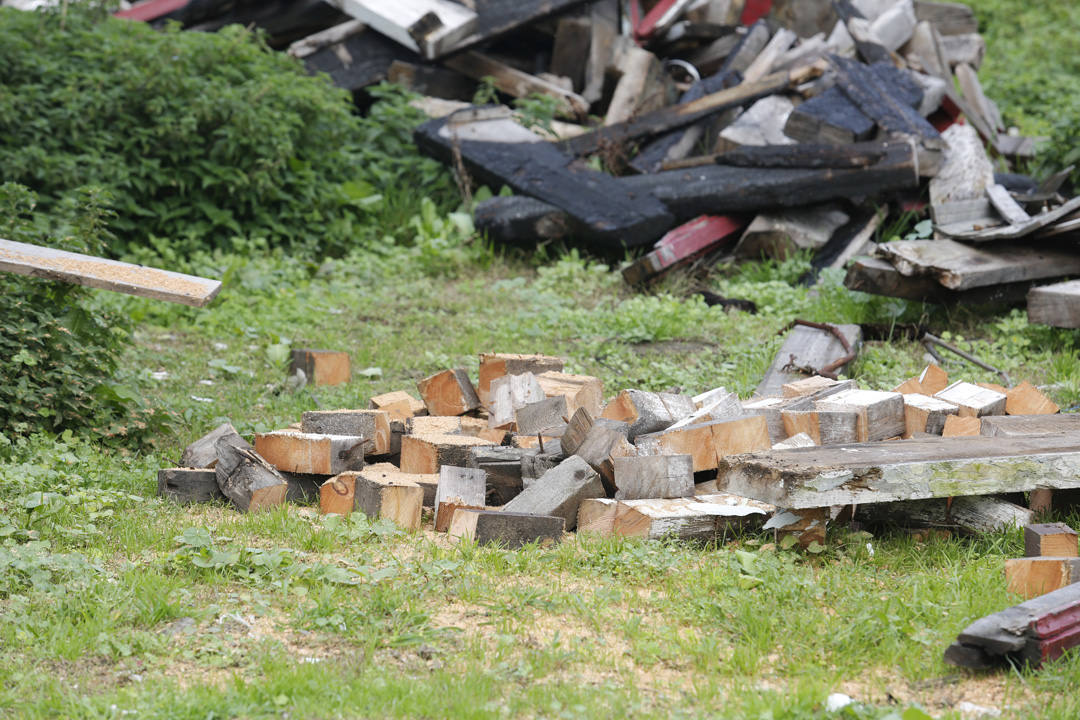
[448,510,564,548]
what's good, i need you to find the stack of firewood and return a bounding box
[159,347,1080,551]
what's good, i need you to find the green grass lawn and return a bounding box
[4,0,1080,717]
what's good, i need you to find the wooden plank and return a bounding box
[940,197,1080,242]
[857,495,1033,534]
[981,415,1080,438]
[604,40,666,125]
[986,184,1030,226]
[327,0,476,60]
[0,238,221,307]
[515,396,569,435]
[288,19,367,58]
[473,196,570,246]
[1028,280,1080,329]
[113,0,188,22]
[157,468,224,504]
[843,255,1036,306]
[549,17,591,92]
[622,215,747,284]
[783,86,875,145]
[756,323,861,398]
[583,0,618,103]
[641,142,919,220]
[945,582,1080,669]
[414,110,674,249]
[876,239,1080,292]
[1025,523,1079,558]
[443,51,588,118]
[830,55,940,143]
[448,509,564,548]
[718,433,1080,509]
[561,69,803,157]
[1007,558,1080,600]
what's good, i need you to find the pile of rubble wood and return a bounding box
[57,0,1077,326]
[159,349,1080,550]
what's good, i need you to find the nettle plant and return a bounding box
[0,183,174,444]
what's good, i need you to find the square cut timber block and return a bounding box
[935,381,1006,418]
[478,353,564,406]
[902,393,959,437]
[319,469,423,530]
[434,466,486,532]
[814,388,905,442]
[448,509,564,549]
[369,390,427,423]
[300,409,392,455]
[536,371,603,417]
[290,349,350,386]
[417,368,480,416]
[254,430,368,475]
[399,433,497,475]
[1025,523,1079,558]
[1006,557,1080,600]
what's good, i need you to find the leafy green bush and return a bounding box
[0,7,454,259]
[0,183,170,443]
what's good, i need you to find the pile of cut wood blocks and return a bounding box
[158,351,1079,550]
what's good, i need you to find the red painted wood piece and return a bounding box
[634,0,682,42]
[740,0,773,25]
[114,0,188,21]
[622,214,747,284]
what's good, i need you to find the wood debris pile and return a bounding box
[160,350,1080,553]
[81,0,1078,324]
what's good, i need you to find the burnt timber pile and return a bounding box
[100,0,1080,327]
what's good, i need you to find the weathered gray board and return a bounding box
[756,323,862,398]
[876,240,1080,291]
[1028,280,1080,329]
[843,255,1035,306]
[717,433,1080,509]
[940,196,1080,242]
[981,415,1080,437]
[0,238,221,307]
[326,0,477,60]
